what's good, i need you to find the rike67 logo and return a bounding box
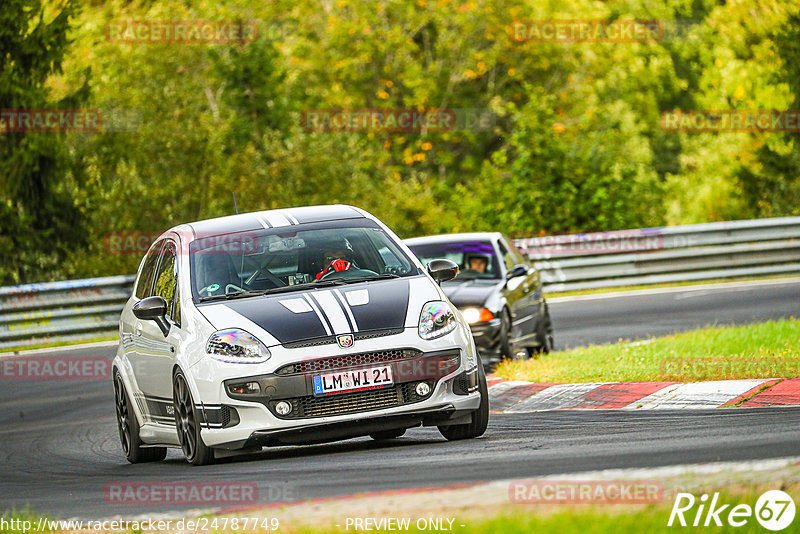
[668,490,795,531]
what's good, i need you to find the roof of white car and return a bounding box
[171,204,370,237]
[404,232,504,245]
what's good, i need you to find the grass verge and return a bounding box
[4,483,794,533]
[495,318,800,383]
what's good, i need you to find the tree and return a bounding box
[0,0,89,284]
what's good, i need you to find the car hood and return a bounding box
[441,278,502,308]
[197,278,413,346]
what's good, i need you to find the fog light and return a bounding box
[415,382,431,396]
[229,381,260,395]
[275,401,292,415]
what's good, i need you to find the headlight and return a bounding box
[206,329,271,363]
[461,307,495,324]
[418,301,457,340]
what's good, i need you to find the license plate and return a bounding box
[312,365,394,396]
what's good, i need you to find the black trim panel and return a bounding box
[212,405,474,449]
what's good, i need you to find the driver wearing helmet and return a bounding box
[465,253,489,274]
[316,239,355,280]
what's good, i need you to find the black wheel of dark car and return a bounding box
[114,371,167,463]
[530,303,554,355]
[173,371,214,466]
[438,362,489,441]
[370,428,406,441]
[498,309,513,359]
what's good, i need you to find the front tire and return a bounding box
[438,363,489,441]
[530,303,554,355]
[498,309,513,359]
[114,371,167,463]
[173,370,214,466]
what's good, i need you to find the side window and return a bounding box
[153,241,178,323]
[497,241,514,270]
[505,238,528,266]
[135,241,163,299]
[172,279,181,326]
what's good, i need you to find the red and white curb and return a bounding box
[487,377,800,412]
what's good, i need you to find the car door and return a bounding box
[130,239,182,424]
[498,237,539,346]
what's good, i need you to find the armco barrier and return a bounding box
[1,217,799,349]
[513,217,800,292]
[0,276,134,349]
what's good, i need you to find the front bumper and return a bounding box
[191,334,482,448]
[214,404,475,449]
[468,319,502,357]
[224,348,464,420]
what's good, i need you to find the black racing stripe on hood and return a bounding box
[219,296,330,344]
[347,279,410,332]
[210,278,411,345]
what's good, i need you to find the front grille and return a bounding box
[452,367,478,395]
[221,405,231,427]
[454,373,470,394]
[400,381,435,403]
[282,336,336,349]
[355,328,404,341]
[281,328,403,350]
[269,381,433,419]
[275,348,422,376]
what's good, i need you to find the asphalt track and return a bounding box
[550,278,800,349]
[1,279,799,518]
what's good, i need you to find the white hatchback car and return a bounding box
[113,205,488,465]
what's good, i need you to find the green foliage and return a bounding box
[2,0,800,282]
[0,0,89,285]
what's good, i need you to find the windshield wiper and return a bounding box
[261,279,348,295]
[198,277,380,301]
[341,273,400,284]
[198,290,269,302]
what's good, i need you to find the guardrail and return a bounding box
[2,217,799,349]
[0,276,134,349]
[513,216,800,292]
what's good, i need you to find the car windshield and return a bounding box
[190,219,419,300]
[407,240,501,280]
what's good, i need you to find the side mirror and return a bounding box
[506,264,528,279]
[426,259,459,284]
[133,296,170,336]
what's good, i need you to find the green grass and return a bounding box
[0,335,116,355]
[292,510,775,534]
[495,318,800,383]
[287,484,800,534]
[4,485,795,533]
[426,507,781,534]
[0,508,776,534]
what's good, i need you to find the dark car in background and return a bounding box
[405,233,554,364]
